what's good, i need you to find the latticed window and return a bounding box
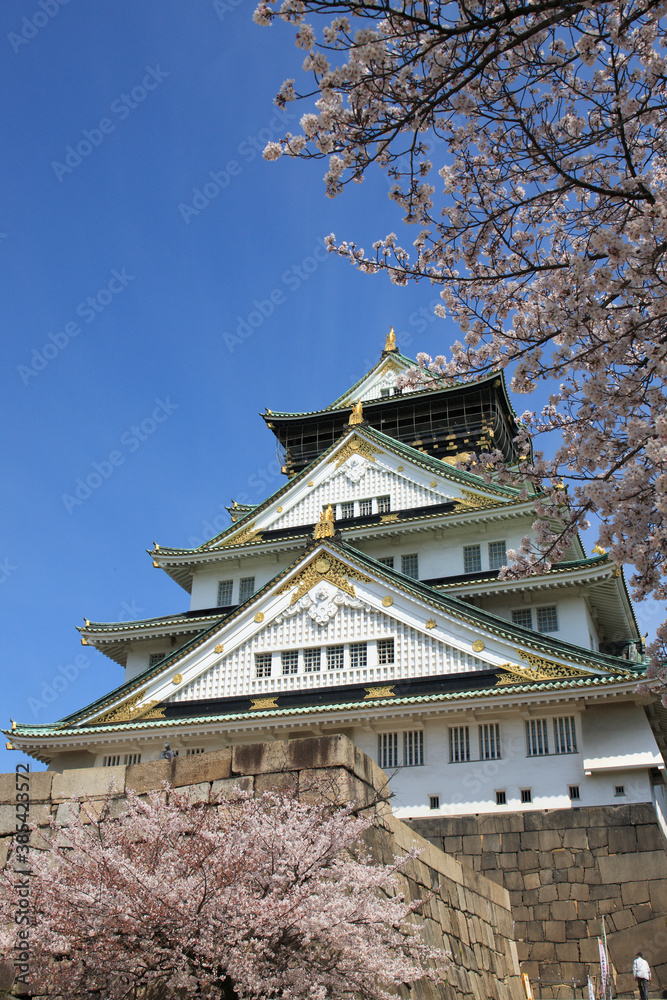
[185,748,205,756]
[239,577,255,603]
[526,719,550,756]
[148,652,166,667]
[553,716,577,754]
[340,502,354,519]
[255,653,272,678]
[463,544,481,573]
[349,643,367,668]
[281,650,299,675]
[217,580,233,605]
[521,788,532,803]
[359,499,373,517]
[124,753,142,765]
[103,755,122,767]
[479,723,501,760]
[403,730,424,766]
[449,726,470,763]
[378,733,399,768]
[377,495,391,513]
[401,553,419,579]
[536,605,559,633]
[303,648,321,673]
[488,541,507,570]
[376,638,394,664]
[378,556,394,568]
[326,645,344,670]
[512,608,533,628]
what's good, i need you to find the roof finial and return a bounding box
[349,399,364,425]
[384,326,397,352]
[313,503,335,539]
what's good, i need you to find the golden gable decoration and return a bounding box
[327,436,383,470]
[495,652,590,686]
[364,685,396,700]
[218,521,263,547]
[89,689,165,725]
[277,554,370,606]
[249,696,278,711]
[454,489,505,512]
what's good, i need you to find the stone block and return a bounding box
[648,878,667,913]
[607,914,667,974]
[232,735,353,778]
[172,748,232,787]
[636,824,666,851]
[462,834,483,854]
[537,885,558,903]
[620,881,649,906]
[55,800,80,826]
[587,827,608,850]
[544,920,566,943]
[610,909,635,932]
[564,919,587,939]
[563,828,588,849]
[569,883,590,901]
[538,829,562,851]
[576,902,597,920]
[517,850,539,872]
[550,900,577,921]
[558,942,580,962]
[501,833,521,851]
[552,848,574,869]
[579,936,602,962]
[0,837,10,867]
[630,903,653,925]
[482,833,501,852]
[51,765,126,801]
[589,883,621,900]
[598,897,618,915]
[444,835,463,854]
[254,771,299,796]
[530,941,556,961]
[608,825,637,854]
[499,852,518,869]
[584,866,603,885]
[503,871,525,892]
[125,758,174,794]
[524,873,540,891]
[599,851,667,883]
[210,775,254,799]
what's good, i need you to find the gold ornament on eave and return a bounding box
[384,326,397,352]
[349,399,364,425]
[313,503,335,539]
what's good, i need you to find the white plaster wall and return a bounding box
[124,641,177,683]
[581,702,662,768]
[190,553,293,611]
[486,594,600,650]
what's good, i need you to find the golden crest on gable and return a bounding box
[495,651,590,686]
[277,554,370,606]
[327,436,383,470]
[90,689,165,725]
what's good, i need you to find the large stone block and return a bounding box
[607,914,667,975]
[608,825,637,854]
[648,878,667,913]
[620,881,649,906]
[538,830,562,851]
[562,828,588,850]
[51,765,125,801]
[599,851,667,884]
[636,823,666,852]
[550,900,577,921]
[125,758,174,794]
[173,748,232,787]
[232,735,355,779]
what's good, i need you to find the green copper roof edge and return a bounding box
[326,351,416,410]
[6,673,639,738]
[80,611,230,633]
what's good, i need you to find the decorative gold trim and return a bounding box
[153,560,160,568]
[214,643,224,653]
[443,452,472,466]
[313,503,335,539]
[495,652,590,685]
[397,465,404,472]
[218,521,263,548]
[380,513,398,523]
[90,689,165,725]
[277,553,370,605]
[276,506,283,513]
[81,636,90,645]
[425,619,436,629]
[384,326,397,352]
[10,719,16,731]
[172,673,183,685]
[308,481,314,487]
[327,435,383,470]
[592,544,606,555]
[349,399,364,425]
[364,685,396,700]
[254,612,265,623]
[430,480,437,488]
[472,640,485,653]
[6,742,14,750]
[382,596,393,607]
[250,696,278,711]
[454,489,505,512]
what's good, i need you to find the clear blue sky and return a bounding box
[0,1,661,775]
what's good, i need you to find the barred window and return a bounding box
[521,788,532,803]
[303,648,321,673]
[103,755,122,767]
[359,499,373,517]
[185,748,205,756]
[217,580,233,605]
[569,785,580,800]
[488,541,507,570]
[463,544,481,573]
[255,653,272,678]
[378,732,399,769]
[377,638,395,664]
[403,730,424,766]
[401,553,419,579]
[124,753,142,765]
[149,652,167,667]
[378,556,394,568]
[281,650,299,675]
[449,726,470,763]
[239,577,255,603]
[326,645,344,670]
[526,718,550,756]
[429,795,440,810]
[511,608,533,628]
[553,716,577,754]
[377,495,391,514]
[479,723,501,760]
[349,642,367,668]
[340,502,354,519]
[496,790,507,805]
[536,605,559,633]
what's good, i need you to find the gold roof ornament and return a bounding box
[313,503,335,539]
[592,543,607,555]
[384,326,397,352]
[349,399,364,425]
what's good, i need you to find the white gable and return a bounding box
[335,356,410,407]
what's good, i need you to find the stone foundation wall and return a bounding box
[409,804,667,997]
[0,737,523,1000]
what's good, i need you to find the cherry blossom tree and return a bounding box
[255,0,667,690]
[0,783,445,1000]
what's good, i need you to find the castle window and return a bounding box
[429,795,440,810]
[341,502,354,519]
[403,730,424,766]
[511,608,533,629]
[401,553,419,579]
[376,638,395,664]
[380,387,392,398]
[378,556,394,569]
[378,732,399,769]
[521,788,532,803]
[217,580,234,605]
[124,753,142,765]
[303,648,321,673]
[239,577,255,603]
[281,650,299,675]
[479,723,501,760]
[185,748,205,756]
[255,653,272,678]
[536,605,559,633]
[103,755,122,767]
[553,716,577,754]
[615,785,626,797]
[149,652,167,667]
[359,499,373,517]
[569,785,580,800]
[526,718,549,756]
[496,790,507,805]
[488,541,507,570]
[463,544,481,573]
[449,726,471,763]
[326,645,345,670]
[377,495,391,514]
[349,642,367,668]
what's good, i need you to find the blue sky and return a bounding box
[0,1,661,775]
